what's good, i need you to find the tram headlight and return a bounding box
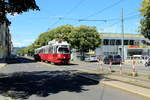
[58,54,61,57]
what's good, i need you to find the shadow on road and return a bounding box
[6,57,36,64]
[0,70,102,99]
[6,57,79,66]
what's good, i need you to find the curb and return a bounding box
[77,69,101,74]
[0,63,7,69]
[78,74,101,82]
[101,80,150,99]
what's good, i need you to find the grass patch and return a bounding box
[148,74,150,79]
[128,72,138,77]
[111,70,116,73]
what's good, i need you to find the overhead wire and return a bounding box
[48,0,86,30]
[84,0,124,19]
[73,0,124,26]
[102,13,140,32]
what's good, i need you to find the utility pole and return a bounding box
[121,8,124,62]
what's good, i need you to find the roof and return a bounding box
[100,33,145,39]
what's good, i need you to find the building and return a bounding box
[96,33,150,59]
[0,22,12,61]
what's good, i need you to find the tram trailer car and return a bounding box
[34,40,71,64]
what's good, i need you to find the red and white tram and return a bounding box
[34,40,71,64]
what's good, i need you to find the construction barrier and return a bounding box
[98,57,103,71]
[120,62,122,74]
[109,60,112,72]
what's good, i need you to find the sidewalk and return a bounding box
[77,69,150,99]
[0,63,6,68]
[0,59,6,68]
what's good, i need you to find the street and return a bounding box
[0,57,149,100]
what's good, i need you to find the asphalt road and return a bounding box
[0,57,149,100]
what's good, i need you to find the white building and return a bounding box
[96,33,150,60]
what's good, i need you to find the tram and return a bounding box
[34,40,71,64]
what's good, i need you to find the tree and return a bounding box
[0,0,39,23]
[139,0,150,39]
[20,25,102,57]
[70,25,101,60]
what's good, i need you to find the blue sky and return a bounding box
[7,0,142,47]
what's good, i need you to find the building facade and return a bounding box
[0,22,12,61]
[96,33,150,59]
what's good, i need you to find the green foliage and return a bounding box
[70,25,101,51]
[111,70,116,72]
[128,72,138,77]
[148,73,150,79]
[0,0,39,23]
[139,0,150,39]
[18,25,102,55]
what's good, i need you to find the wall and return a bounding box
[0,22,11,60]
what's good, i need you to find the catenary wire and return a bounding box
[48,0,86,29]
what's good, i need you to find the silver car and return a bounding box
[84,55,98,62]
[145,57,150,67]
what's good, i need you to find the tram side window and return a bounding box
[45,47,48,53]
[103,39,109,45]
[49,47,53,53]
[41,49,45,54]
[116,40,121,45]
[42,49,44,54]
[54,47,57,53]
[39,49,42,54]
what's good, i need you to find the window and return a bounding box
[58,48,69,53]
[108,55,113,59]
[114,55,121,58]
[49,47,53,53]
[103,39,109,45]
[134,40,140,45]
[110,40,115,45]
[116,40,121,45]
[124,40,129,45]
[129,40,134,45]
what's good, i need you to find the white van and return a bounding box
[133,55,143,59]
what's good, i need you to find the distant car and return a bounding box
[145,57,150,67]
[103,54,122,64]
[84,55,98,62]
[10,54,18,59]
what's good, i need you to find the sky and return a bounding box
[7,0,142,47]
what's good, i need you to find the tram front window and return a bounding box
[58,48,69,53]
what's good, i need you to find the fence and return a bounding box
[125,56,147,65]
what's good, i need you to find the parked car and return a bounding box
[103,54,122,64]
[84,55,98,62]
[145,57,150,67]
